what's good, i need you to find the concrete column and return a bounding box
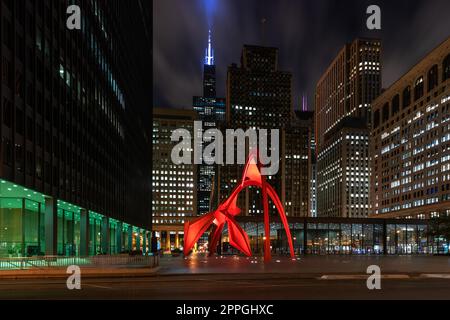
[101,217,110,254]
[166,231,171,251]
[79,209,89,257]
[116,222,123,253]
[143,230,147,255]
[175,232,179,249]
[44,197,57,256]
[128,225,133,251]
[151,233,158,254]
[136,228,141,252]
[303,219,308,255]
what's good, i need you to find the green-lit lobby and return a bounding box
[0,179,151,258]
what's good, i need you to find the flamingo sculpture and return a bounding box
[183,150,295,262]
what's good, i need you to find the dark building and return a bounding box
[315,38,381,217]
[283,110,313,217]
[193,31,225,216]
[0,0,152,257]
[219,45,311,217]
[297,97,317,217]
[226,45,291,129]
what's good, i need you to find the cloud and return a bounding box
[154,0,450,110]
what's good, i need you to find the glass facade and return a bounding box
[216,217,447,255]
[0,179,150,258]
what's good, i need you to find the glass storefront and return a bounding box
[57,207,80,256]
[0,198,42,257]
[89,213,102,255]
[109,219,118,254]
[226,217,439,256]
[0,180,149,258]
[122,223,130,253]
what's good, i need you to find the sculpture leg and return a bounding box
[267,185,295,259]
[208,222,224,256]
[261,177,272,262]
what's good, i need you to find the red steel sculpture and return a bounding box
[183,150,295,262]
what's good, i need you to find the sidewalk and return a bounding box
[2,255,450,280]
[0,265,160,280]
[157,254,450,276]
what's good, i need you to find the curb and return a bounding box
[154,271,450,279]
[0,266,160,280]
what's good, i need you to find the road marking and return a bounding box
[319,274,410,280]
[419,274,450,279]
[83,284,113,289]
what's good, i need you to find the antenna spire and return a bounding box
[302,93,308,112]
[261,18,267,45]
[205,29,214,65]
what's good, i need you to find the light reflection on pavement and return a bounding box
[158,253,450,275]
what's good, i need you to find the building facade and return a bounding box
[317,118,370,217]
[152,108,197,251]
[220,45,312,217]
[219,45,312,216]
[283,110,313,217]
[0,0,153,258]
[299,97,317,218]
[193,31,225,216]
[315,38,381,151]
[315,38,381,217]
[225,216,444,255]
[226,45,292,129]
[371,36,450,219]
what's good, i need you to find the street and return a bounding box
[0,273,449,299]
[0,255,449,299]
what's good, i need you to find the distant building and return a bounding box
[300,96,318,217]
[315,38,381,151]
[317,117,370,217]
[226,45,292,129]
[152,108,197,251]
[370,36,450,219]
[284,110,314,217]
[219,45,310,217]
[315,38,381,217]
[193,31,226,216]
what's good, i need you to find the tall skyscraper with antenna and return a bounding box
[203,30,216,98]
[193,30,226,216]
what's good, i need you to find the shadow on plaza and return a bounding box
[158,253,450,275]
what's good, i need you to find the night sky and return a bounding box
[153,0,450,110]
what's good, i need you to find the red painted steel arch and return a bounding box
[183,150,295,261]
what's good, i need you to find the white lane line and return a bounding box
[319,274,410,280]
[419,274,450,279]
[83,284,113,289]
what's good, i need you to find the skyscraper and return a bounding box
[284,110,313,217]
[370,36,450,219]
[315,38,381,217]
[220,45,310,218]
[0,0,152,257]
[317,118,370,217]
[226,46,291,129]
[152,108,197,251]
[203,30,217,99]
[193,31,225,216]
